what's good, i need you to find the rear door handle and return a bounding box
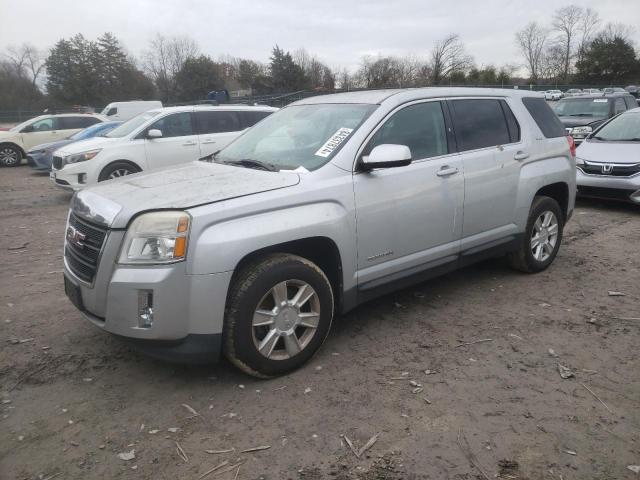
[436,166,459,177]
[514,151,529,161]
[182,140,197,146]
[201,139,216,144]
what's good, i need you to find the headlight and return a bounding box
[119,211,191,264]
[571,126,592,135]
[64,149,101,165]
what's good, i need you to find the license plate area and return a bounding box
[49,171,56,180]
[64,275,84,311]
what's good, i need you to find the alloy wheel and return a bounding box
[0,147,19,166]
[531,210,559,262]
[108,168,133,179]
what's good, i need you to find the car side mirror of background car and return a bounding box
[147,129,163,139]
[361,144,412,170]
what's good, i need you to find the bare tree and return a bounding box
[599,22,636,43]
[552,5,583,82]
[4,43,46,88]
[144,34,199,102]
[336,68,352,90]
[576,8,601,64]
[429,34,474,84]
[515,22,548,81]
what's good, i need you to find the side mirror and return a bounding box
[362,144,412,170]
[21,125,34,133]
[147,129,162,139]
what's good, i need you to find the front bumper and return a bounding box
[577,168,640,203]
[63,228,233,363]
[50,168,86,191]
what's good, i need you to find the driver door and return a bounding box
[353,100,464,290]
[22,117,59,150]
[143,111,200,168]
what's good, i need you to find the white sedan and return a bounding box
[544,90,563,101]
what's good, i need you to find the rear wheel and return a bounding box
[98,161,139,181]
[508,196,564,273]
[0,145,22,167]
[224,254,334,378]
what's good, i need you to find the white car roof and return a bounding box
[147,105,278,115]
[293,87,544,106]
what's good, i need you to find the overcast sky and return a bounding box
[1,0,638,72]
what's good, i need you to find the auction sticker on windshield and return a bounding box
[315,127,354,158]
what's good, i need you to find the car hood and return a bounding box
[0,130,19,141]
[71,161,301,228]
[576,140,640,164]
[29,139,73,153]
[55,136,121,156]
[558,116,606,128]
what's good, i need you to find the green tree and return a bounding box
[576,35,640,83]
[270,46,308,93]
[174,55,223,101]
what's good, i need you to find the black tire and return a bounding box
[224,253,334,378]
[508,195,564,273]
[0,144,22,167]
[98,161,140,182]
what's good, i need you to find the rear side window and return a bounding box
[624,96,637,109]
[238,110,273,129]
[363,101,448,160]
[614,98,626,115]
[522,97,565,138]
[450,99,511,151]
[195,111,241,134]
[59,116,101,129]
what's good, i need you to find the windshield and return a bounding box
[105,111,160,138]
[592,113,640,141]
[9,116,45,133]
[216,104,377,171]
[554,98,610,117]
[69,122,118,140]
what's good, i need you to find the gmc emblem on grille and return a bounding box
[66,226,86,249]
[601,164,614,174]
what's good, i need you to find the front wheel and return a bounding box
[0,145,22,167]
[508,196,564,273]
[98,161,139,182]
[224,254,334,378]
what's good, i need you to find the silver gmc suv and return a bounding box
[63,88,576,377]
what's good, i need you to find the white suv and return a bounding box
[50,105,277,190]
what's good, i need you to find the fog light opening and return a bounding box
[138,290,154,328]
[78,173,87,184]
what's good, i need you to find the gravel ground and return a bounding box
[1,165,639,480]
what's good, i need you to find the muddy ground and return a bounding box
[0,165,639,480]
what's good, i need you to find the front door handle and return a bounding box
[514,151,529,161]
[436,166,459,177]
[182,141,197,146]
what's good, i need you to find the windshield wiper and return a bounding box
[220,158,278,172]
[566,113,595,117]
[616,137,640,142]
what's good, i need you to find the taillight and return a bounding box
[567,135,576,158]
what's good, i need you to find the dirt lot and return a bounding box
[1,165,639,480]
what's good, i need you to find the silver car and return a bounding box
[576,107,640,204]
[62,88,576,377]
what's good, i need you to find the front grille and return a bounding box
[580,162,640,177]
[52,156,63,170]
[577,186,636,201]
[65,212,108,283]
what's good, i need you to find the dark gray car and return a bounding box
[554,93,638,143]
[27,121,121,171]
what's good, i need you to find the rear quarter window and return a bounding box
[521,97,565,138]
[238,111,273,129]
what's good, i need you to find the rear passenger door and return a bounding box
[194,110,242,157]
[449,98,523,250]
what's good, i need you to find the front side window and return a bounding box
[451,99,511,151]
[148,112,193,138]
[592,113,640,141]
[29,117,55,132]
[216,104,377,171]
[363,101,448,160]
[194,111,240,134]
